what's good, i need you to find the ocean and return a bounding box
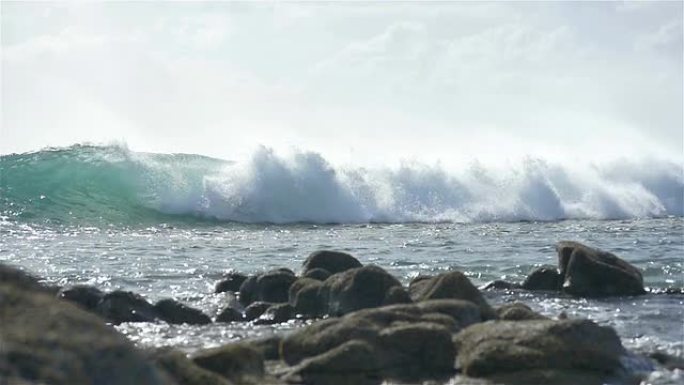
[1,144,682,384]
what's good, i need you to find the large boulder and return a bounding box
[556,241,645,297]
[455,319,626,379]
[522,266,562,291]
[239,269,296,307]
[192,343,264,384]
[216,306,243,323]
[150,348,232,385]
[0,263,56,294]
[302,250,362,275]
[95,290,159,324]
[323,265,411,316]
[0,268,173,385]
[288,278,325,318]
[215,272,248,293]
[408,272,495,319]
[154,299,211,325]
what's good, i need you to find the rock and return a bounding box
[303,268,331,281]
[0,263,54,294]
[0,273,172,385]
[244,301,272,321]
[557,241,645,297]
[323,265,410,316]
[254,303,294,325]
[378,322,456,379]
[481,280,522,291]
[496,303,548,321]
[151,348,233,385]
[239,270,296,307]
[522,266,562,291]
[243,335,283,360]
[455,319,626,378]
[415,299,482,329]
[289,278,325,318]
[284,340,382,385]
[95,290,159,324]
[192,343,264,384]
[408,271,495,319]
[154,299,211,325]
[57,285,104,311]
[216,306,244,323]
[302,250,362,275]
[648,351,684,370]
[215,272,248,293]
[486,369,619,385]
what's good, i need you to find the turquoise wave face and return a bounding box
[1,144,682,226]
[0,144,228,225]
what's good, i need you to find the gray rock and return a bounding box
[216,306,244,323]
[192,343,264,384]
[244,301,272,321]
[303,268,332,281]
[0,273,172,385]
[150,348,232,385]
[154,299,211,325]
[557,241,645,297]
[254,303,294,325]
[481,280,522,291]
[455,319,626,378]
[57,285,104,311]
[408,271,495,319]
[215,273,248,293]
[323,265,410,316]
[522,266,562,291]
[288,278,325,318]
[96,290,159,324]
[0,263,55,294]
[302,250,362,275]
[239,270,297,307]
[496,302,548,321]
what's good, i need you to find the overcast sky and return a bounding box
[2,2,682,165]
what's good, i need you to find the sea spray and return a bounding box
[1,144,682,225]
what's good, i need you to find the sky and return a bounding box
[2,1,682,166]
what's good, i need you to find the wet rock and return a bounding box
[648,351,684,370]
[486,369,617,385]
[0,263,55,294]
[96,290,159,324]
[243,335,283,360]
[289,278,325,318]
[455,319,626,378]
[496,302,548,321]
[192,343,264,384]
[0,274,172,385]
[255,303,294,325]
[415,299,482,329]
[57,284,104,311]
[151,348,232,385]
[481,280,522,291]
[302,250,362,275]
[239,270,296,307]
[154,299,211,325]
[216,306,244,323]
[215,272,248,293]
[323,265,410,316]
[522,266,562,291]
[284,340,382,385]
[408,271,496,319]
[244,301,273,321]
[303,268,331,281]
[557,241,645,297]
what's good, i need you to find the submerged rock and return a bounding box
[0,270,172,385]
[557,241,645,297]
[522,266,562,291]
[455,319,626,379]
[154,299,211,325]
[408,271,495,319]
[215,272,248,293]
[302,250,362,275]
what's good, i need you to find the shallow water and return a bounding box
[1,217,682,383]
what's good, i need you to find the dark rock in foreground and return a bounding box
[57,284,105,311]
[151,348,232,385]
[557,241,645,297]
[239,269,296,307]
[192,343,265,384]
[455,319,627,379]
[0,266,173,385]
[215,272,248,293]
[96,290,159,324]
[216,306,244,323]
[522,266,562,291]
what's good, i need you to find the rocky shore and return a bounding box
[1,241,681,385]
